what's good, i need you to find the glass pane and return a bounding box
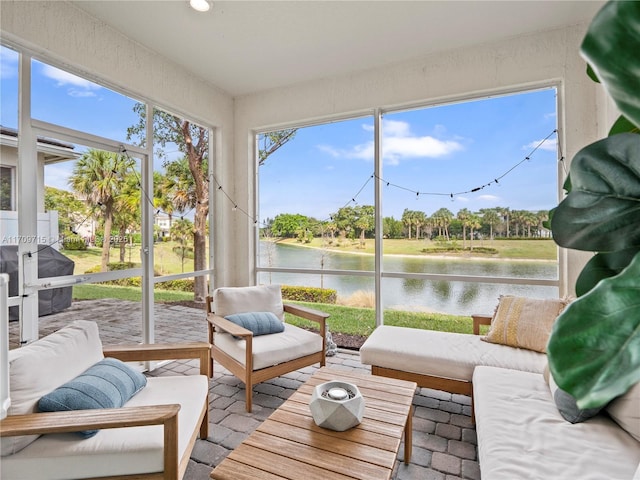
[126,107,211,301]
[31,59,140,144]
[43,143,142,275]
[381,89,559,313]
[259,117,375,269]
[0,45,19,129]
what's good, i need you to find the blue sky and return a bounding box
[260,89,559,222]
[2,45,559,224]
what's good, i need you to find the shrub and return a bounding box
[156,279,194,292]
[281,285,337,304]
[61,234,87,251]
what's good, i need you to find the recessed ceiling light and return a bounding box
[190,0,211,12]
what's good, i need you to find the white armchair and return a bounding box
[206,285,328,412]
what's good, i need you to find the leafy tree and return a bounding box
[383,216,403,239]
[128,106,209,300]
[171,217,194,273]
[44,186,88,238]
[468,213,482,250]
[258,129,298,166]
[271,213,310,238]
[69,149,134,271]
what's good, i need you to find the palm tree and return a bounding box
[401,208,413,239]
[480,208,501,241]
[433,208,454,240]
[113,172,142,263]
[457,208,472,249]
[70,149,134,271]
[468,214,482,250]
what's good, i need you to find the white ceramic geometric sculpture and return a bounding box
[309,380,365,431]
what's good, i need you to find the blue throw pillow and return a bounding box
[38,357,147,438]
[224,311,285,336]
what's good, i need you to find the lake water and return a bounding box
[258,242,559,315]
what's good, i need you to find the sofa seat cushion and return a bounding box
[2,320,104,456]
[473,366,640,480]
[215,323,322,371]
[0,375,208,480]
[359,326,546,382]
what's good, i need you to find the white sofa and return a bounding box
[360,309,640,479]
[474,366,640,480]
[0,320,210,480]
[359,314,547,396]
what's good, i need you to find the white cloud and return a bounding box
[41,64,101,97]
[523,138,557,152]
[477,194,500,202]
[319,119,463,165]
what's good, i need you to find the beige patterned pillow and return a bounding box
[482,296,567,353]
[606,380,640,442]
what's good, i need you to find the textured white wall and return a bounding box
[1,0,234,289]
[234,23,602,295]
[1,0,604,295]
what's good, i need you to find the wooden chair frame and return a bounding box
[206,297,328,412]
[0,342,211,480]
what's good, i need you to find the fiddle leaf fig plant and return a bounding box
[547,0,640,409]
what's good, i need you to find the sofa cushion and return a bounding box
[215,323,322,370]
[359,325,546,382]
[214,285,284,321]
[607,380,640,442]
[473,366,640,480]
[483,296,567,353]
[38,358,147,438]
[224,311,285,336]
[0,375,208,480]
[2,321,104,456]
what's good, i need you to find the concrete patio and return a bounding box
[8,299,480,480]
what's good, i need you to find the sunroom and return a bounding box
[2,1,638,479]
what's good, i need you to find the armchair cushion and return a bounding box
[225,312,285,337]
[216,323,323,370]
[38,358,147,437]
[607,380,640,442]
[2,320,104,456]
[214,285,284,321]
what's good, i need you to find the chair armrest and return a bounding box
[0,404,180,437]
[1,405,182,478]
[207,313,253,338]
[283,303,330,326]
[103,342,211,376]
[472,314,492,335]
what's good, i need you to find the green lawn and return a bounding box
[65,241,203,275]
[284,301,477,337]
[278,237,557,260]
[73,284,194,302]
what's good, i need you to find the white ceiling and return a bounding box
[72,0,604,97]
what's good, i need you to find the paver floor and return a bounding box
[8,298,480,480]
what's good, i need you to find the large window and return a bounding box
[1,46,215,342]
[257,88,560,319]
[258,116,376,307]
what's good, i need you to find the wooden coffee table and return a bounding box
[210,367,417,480]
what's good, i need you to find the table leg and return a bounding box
[404,406,413,464]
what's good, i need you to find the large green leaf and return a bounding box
[609,115,640,136]
[575,247,639,296]
[550,133,640,251]
[548,251,640,409]
[581,1,640,128]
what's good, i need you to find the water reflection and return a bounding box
[259,242,558,315]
